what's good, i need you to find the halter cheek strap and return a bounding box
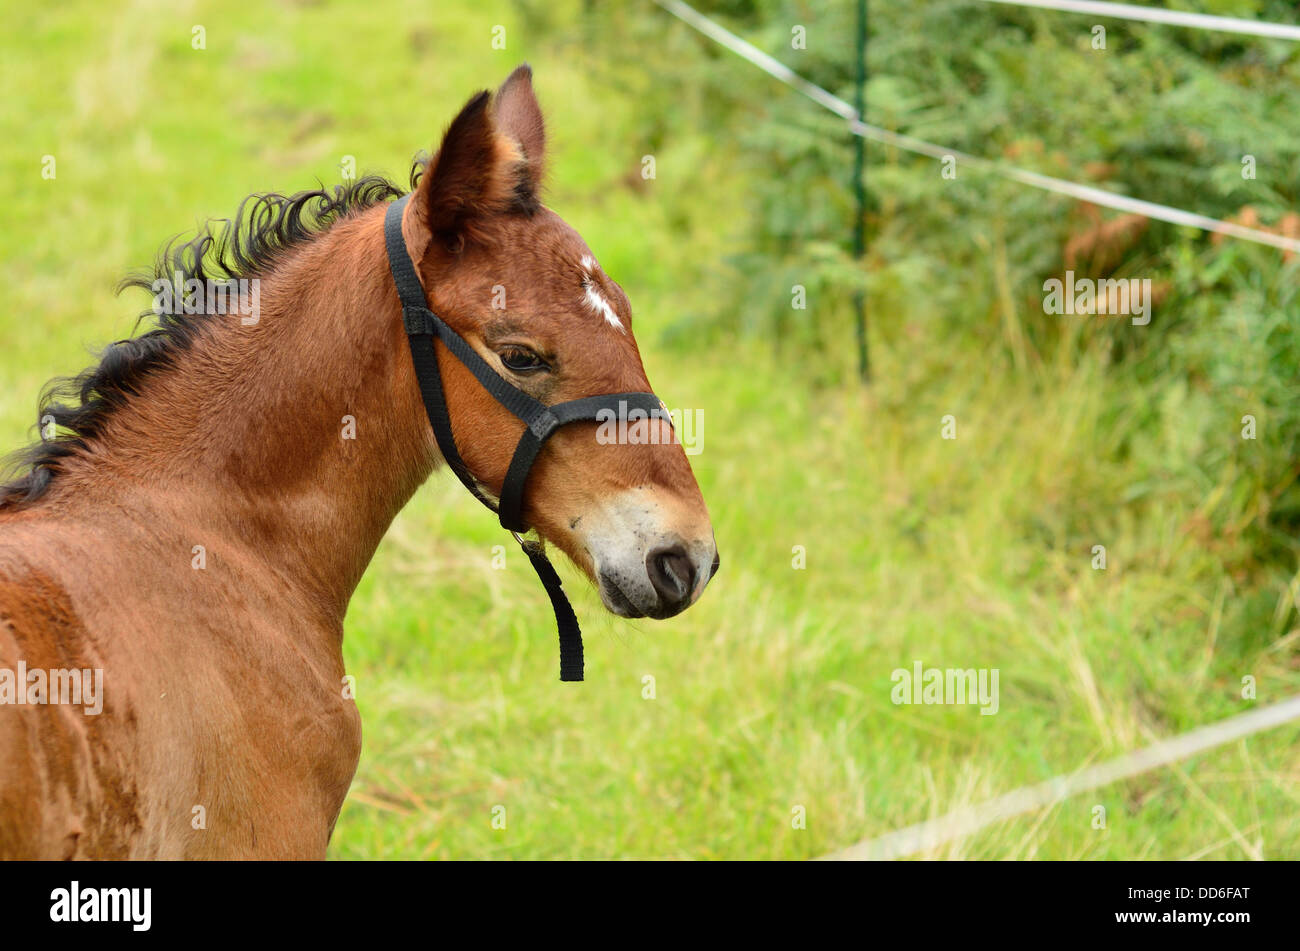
[384,194,670,681]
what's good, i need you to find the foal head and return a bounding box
[399,66,717,620]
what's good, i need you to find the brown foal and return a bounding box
[0,66,717,859]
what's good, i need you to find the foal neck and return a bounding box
[65,205,435,622]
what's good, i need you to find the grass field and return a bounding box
[2,0,1297,859]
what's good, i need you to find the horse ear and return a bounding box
[493,64,546,197]
[412,88,527,252]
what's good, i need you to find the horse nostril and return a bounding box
[646,544,695,609]
[710,550,720,579]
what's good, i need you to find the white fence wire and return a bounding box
[978,0,1300,42]
[652,0,1300,254]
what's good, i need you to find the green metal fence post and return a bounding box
[852,0,869,381]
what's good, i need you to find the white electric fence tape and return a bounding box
[652,0,1300,254]
[821,695,1300,859]
[978,0,1300,43]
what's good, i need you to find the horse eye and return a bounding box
[498,347,547,373]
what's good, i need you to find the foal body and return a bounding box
[0,210,417,858]
[0,67,717,859]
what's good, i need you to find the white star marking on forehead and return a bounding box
[579,255,625,332]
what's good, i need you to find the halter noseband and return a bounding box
[384,193,668,681]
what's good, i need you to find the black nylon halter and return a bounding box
[384,194,668,681]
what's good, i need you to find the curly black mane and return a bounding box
[0,166,421,509]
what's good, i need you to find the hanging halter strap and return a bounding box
[384,194,669,681]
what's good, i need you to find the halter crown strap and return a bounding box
[383,194,671,682]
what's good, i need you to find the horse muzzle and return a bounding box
[594,533,719,620]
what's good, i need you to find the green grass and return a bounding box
[2,0,1297,860]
